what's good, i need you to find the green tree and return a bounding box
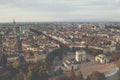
[27,70,33,80]
[27,65,34,80]
[0,54,7,68]
[0,70,12,80]
[76,71,84,80]
[12,61,21,69]
[27,64,39,80]
[56,67,63,75]
[16,69,26,80]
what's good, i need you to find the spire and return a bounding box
[13,18,16,34]
[13,18,16,25]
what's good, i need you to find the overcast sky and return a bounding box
[0,0,120,22]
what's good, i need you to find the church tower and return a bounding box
[13,19,16,34]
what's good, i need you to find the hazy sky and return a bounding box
[0,0,120,22]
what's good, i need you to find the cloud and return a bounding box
[0,0,119,12]
[0,0,119,22]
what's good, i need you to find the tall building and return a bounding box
[19,26,22,33]
[75,50,86,62]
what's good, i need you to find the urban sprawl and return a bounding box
[0,22,120,80]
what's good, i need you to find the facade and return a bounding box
[7,56,19,63]
[114,36,120,42]
[25,53,35,63]
[63,60,78,71]
[103,46,116,53]
[95,54,110,64]
[34,54,46,62]
[25,57,35,63]
[75,50,86,62]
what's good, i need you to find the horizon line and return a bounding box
[0,20,120,24]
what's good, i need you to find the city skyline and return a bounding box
[0,0,120,22]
